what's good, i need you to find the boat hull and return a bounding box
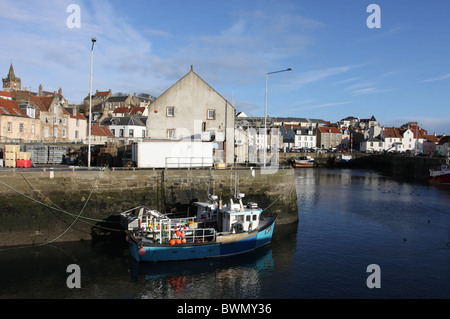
[128,217,276,262]
[292,162,314,168]
[429,172,450,185]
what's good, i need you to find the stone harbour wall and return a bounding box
[0,167,298,247]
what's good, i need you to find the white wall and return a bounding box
[133,141,213,168]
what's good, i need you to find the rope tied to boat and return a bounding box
[261,193,283,213]
[0,169,119,249]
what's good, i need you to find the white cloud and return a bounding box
[0,0,324,103]
[420,73,450,83]
[300,101,351,111]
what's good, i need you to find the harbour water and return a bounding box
[0,168,449,299]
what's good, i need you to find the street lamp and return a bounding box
[88,37,97,169]
[264,68,292,166]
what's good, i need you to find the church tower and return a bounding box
[2,63,22,92]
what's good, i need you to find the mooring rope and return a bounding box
[0,169,123,250]
[261,193,283,213]
[0,173,116,224]
[35,169,103,246]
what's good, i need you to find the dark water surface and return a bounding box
[1,168,449,299]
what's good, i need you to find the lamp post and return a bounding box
[264,68,292,166]
[87,37,97,169]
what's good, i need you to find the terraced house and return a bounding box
[0,97,40,143]
[317,126,342,149]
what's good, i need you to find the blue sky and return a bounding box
[1,0,449,134]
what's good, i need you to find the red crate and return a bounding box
[16,160,31,168]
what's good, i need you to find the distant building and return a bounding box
[0,98,40,143]
[294,127,316,149]
[359,115,378,130]
[317,126,342,149]
[436,136,450,156]
[64,107,87,144]
[360,137,384,153]
[84,89,113,113]
[2,64,21,92]
[338,116,359,129]
[101,115,147,144]
[423,134,439,154]
[89,125,114,145]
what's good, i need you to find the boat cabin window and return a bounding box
[253,215,258,221]
[246,215,251,222]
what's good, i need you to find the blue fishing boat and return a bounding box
[120,194,276,262]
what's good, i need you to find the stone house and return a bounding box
[147,66,235,164]
[29,95,70,143]
[0,98,40,143]
[84,89,113,113]
[104,94,133,113]
[64,107,87,144]
[317,126,342,149]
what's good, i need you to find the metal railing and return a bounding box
[165,157,214,169]
[139,217,216,244]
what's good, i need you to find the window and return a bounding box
[119,129,124,137]
[45,127,49,137]
[19,123,24,133]
[62,118,67,126]
[252,215,258,221]
[246,215,251,222]
[53,128,58,138]
[62,129,67,138]
[207,109,215,120]
[129,129,134,137]
[167,129,175,139]
[31,124,35,135]
[111,129,115,136]
[27,106,35,119]
[53,117,58,125]
[7,122,12,133]
[166,107,175,117]
[75,131,79,139]
[142,130,146,138]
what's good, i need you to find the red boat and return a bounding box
[429,158,450,185]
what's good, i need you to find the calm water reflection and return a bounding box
[0,168,449,299]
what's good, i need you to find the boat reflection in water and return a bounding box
[127,245,274,299]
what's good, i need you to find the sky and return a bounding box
[1,0,449,135]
